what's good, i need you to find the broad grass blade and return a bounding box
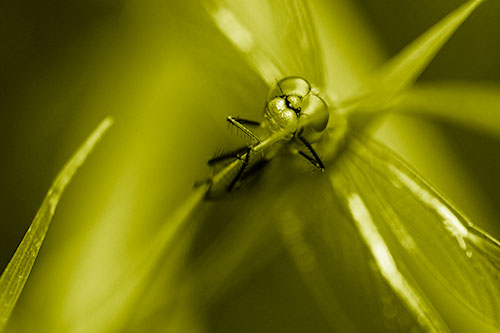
[0,117,113,331]
[204,156,435,331]
[330,136,500,331]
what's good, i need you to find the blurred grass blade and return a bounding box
[73,186,206,332]
[344,0,483,115]
[0,117,114,331]
[206,0,326,89]
[399,82,500,136]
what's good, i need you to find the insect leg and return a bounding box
[227,116,261,143]
[298,134,325,172]
[208,146,249,166]
[228,117,261,126]
[227,146,251,192]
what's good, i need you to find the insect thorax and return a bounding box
[263,76,329,143]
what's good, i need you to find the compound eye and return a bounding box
[301,94,329,132]
[266,97,298,132]
[267,97,287,112]
[276,108,298,129]
[267,76,311,100]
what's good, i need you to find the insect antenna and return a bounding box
[275,78,284,95]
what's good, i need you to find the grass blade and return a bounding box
[399,82,500,136]
[343,0,483,115]
[0,117,114,331]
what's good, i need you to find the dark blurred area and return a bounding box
[0,0,125,270]
[357,0,500,81]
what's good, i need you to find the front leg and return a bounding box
[227,116,261,144]
[227,146,252,192]
[297,134,325,172]
[208,146,249,166]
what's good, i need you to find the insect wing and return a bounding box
[206,0,325,90]
[329,137,500,330]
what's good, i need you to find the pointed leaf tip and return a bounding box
[0,116,113,331]
[349,0,484,117]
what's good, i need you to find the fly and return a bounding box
[202,76,330,199]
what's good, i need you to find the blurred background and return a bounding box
[1,0,499,331]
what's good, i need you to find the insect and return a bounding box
[204,76,330,198]
[203,0,500,331]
